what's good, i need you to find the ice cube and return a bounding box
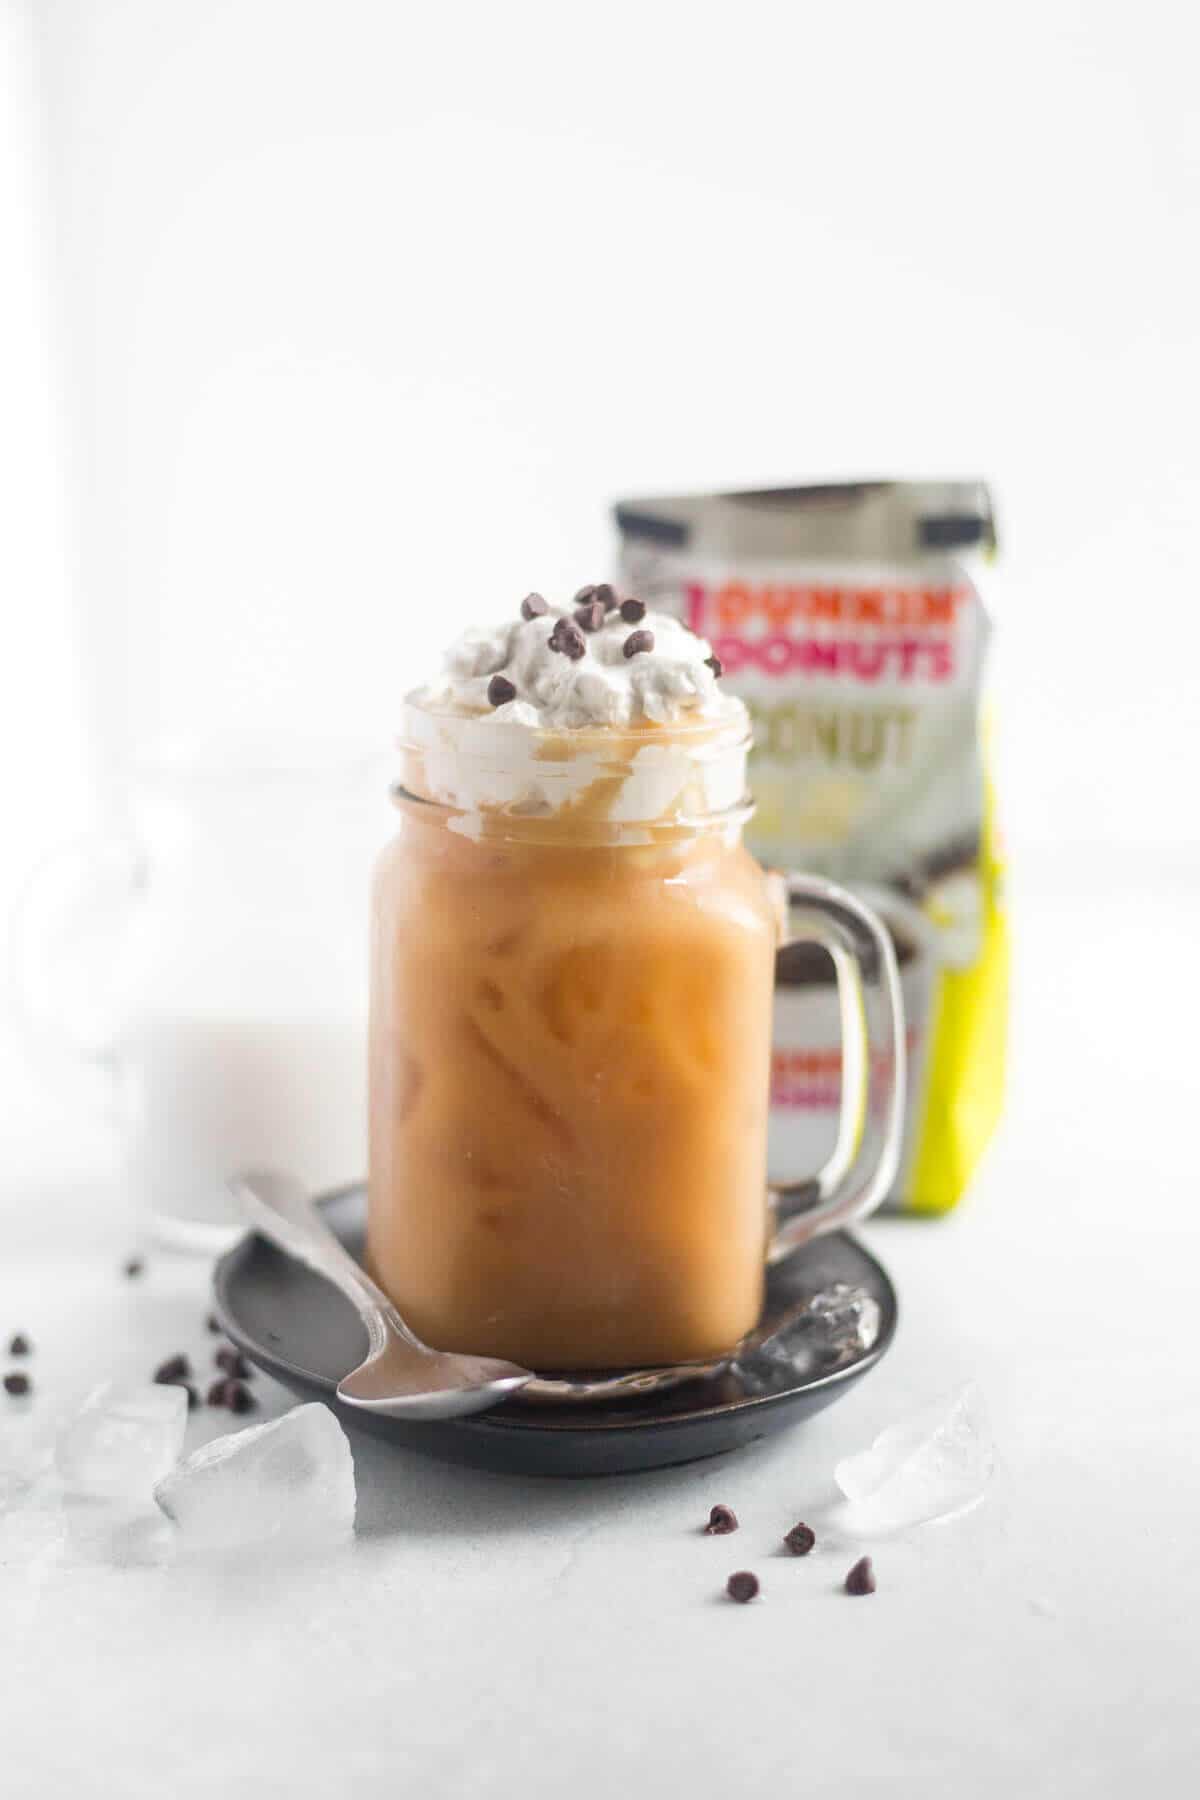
[735,1281,883,1390]
[55,1383,188,1500]
[834,1383,995,1530]
[801,1284,883,1366]
[153,1403,355,1551]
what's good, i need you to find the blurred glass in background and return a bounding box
[12,739,379,1245]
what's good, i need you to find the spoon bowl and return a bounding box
[335,1338,531,1418]
[230,1169,532,1420]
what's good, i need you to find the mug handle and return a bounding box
[766,873,906,1263]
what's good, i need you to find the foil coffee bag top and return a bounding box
[614,481,1008,1215]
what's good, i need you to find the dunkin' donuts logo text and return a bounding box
[771,1028,919,1110]
[684,579,970,683]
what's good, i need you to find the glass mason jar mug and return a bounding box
[369,706,905,1372]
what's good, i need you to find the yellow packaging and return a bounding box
[615,481,1006,1214]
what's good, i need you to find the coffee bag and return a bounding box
[614,481,1007,1214]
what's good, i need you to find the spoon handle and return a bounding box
[230,1169,425,1357]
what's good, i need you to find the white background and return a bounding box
[2,0,1199,886]
[2,4,1199,1796]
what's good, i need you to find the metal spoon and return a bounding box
[230,1169,533,1419]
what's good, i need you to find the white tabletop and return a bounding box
[2,864,1197,1799]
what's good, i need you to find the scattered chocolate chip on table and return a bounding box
[845,1556,877,1596]
[783,1521,816,1556]
[726,1570,760,1603]
[703,1504,739,1536]
[153,1354,191,1385]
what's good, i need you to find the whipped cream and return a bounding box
[416,601,739,731]
[404,592,750,834]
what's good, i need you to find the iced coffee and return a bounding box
[368,588,778,1369]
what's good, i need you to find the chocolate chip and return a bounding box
[4,1372,31,1397]
[154,1354,191,1385]
[8,1334,31,1357]
[572,584,597,605]
[623,629,654,659]
[703,1504,739,1536]
[705,654,724,679]
[207,1376,255,1414]
[122,1256,144,1278]
[619,597,646,623]
[520,592,548,620]
[548,618,586,661]
[783,1521,816,1556]
[594,583,618,611]
[845,1555,876,1595]
[215,1347,250,1379]
[574,600,606,634]
[487,674,517,707]
[725,1570,760,1603]
[206,1314,221,1334]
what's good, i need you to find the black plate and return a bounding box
[213,1186,897,1477]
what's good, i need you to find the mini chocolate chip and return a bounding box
[206,1313,220,1334]
[123,1256,144,1278]
[487,674,517,707]
[619,597,646,623]
[215,1347,250,1378]
[4,1371,31,1397]
[845,1555,876,1595]
[8,1334,31,1357]
[206,1378,231,1408]
[223,1379,256,1415]
[520,592,548,620]
[705,654,724,679]
[549,618,586,661]
[726,1570,760,1603]
[154,1354,191,1385]
[574,600,606,633]
[572,584,597,605]
[784,1521,816,1556]
[594,583,617,610]
[623,629,654,659]
[704,1504,739,1535]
